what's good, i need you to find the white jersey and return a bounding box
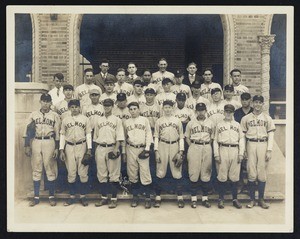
[113,82,133,97]
[54,99,72,121]
[171,84,192,98]
[222,99,242,110]
[143,83,163,94]
[82,103,104,130]
[99,93,117,104]
[185,117,215,142]
[233,84,249,102]
[74,83,102,109]
[206,101,226,127]
[156,92,176,106]
[173,107,195,124]
[152,71,175,84]
[112,106,131,123]
[127,94,146,105]
[185,95,210,111]
[200,82,223,103]
[140,102,161,130]
[48,87,65,106]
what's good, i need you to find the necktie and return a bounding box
[57,88,59,97]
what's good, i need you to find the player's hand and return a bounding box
[112,147,119,156]
[155,151,161,163]
[59,150,66,162]
[53,149,59,159]
[25,146,31,157]
[121,153,127,163]
[215,156,221,164]
[265,150,272,161]
[238,155,244,164]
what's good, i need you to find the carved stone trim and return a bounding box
[30,14,40,82]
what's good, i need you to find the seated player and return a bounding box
[171,69,192,98]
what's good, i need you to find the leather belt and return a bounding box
[99,143,115,147]
[160,139,179,144]
[247,138,268,142]
[127,142,145,148]
[191,140,210,145]
[219,143,238,147]
[35,135,54,140]
[66,140,86,146]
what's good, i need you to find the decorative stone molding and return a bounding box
[30,14,40,82]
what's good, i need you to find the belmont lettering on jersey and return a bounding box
[159,122,179,131]
[175,113,189,120]
[248,119,268,127]
[98,121,117,130]
[35,117,55,127]
[78,90,89,98]
[116,114,131,120]
[57,107,68,115]
[218,125,239,134]
[65,121,86,130]
[207,109,224,117]
[191,125,212,134]
[201,89,211,95]
[86,110,104,118]
[126,124,146,131]
[141,110,160,118]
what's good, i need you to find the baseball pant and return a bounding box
[65,143,88,183]
[31,138,57,181]
[126,146,152,185]
[187,143,212,182]
[217,146,240,182]
[247,142,268,182]
[157,142,182,179]
[95,145,121,183]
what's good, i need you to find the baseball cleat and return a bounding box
[131,196,139,208]
[178,200,185,208]
[108,200,117,209]
[64,198,75,206]
[191,201,197,209]
[49,197,57,207]
[80,197,88,207]
[246,200,255,208]
[232,199,242,209]
[95,198,108,207]
[202,200,211,208]
[29,198,40,207]
[145,198,151,209]
[218,199,225,209]
[258,199,269,209]
[154,200,161,208]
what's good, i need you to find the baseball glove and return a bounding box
[108,151,120,160]
[26,121,36,139]
[138,150,150,160]
[172,153,183,168]
[81,153,92,166]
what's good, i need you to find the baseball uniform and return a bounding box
[127,94,146,105]
[144,82,163,95]
[234,107,253,124]
[156,92,176,106]
[171,83,192,98]
[233,84,249,103]
[112,106,131,123]
[113,82,133,97]
[152,71,175,85]
[74,84,102,109]
[173,107,194,132]
[185,96,210,111]
[54,99,72,121]
[206,101,226,127]
[140,102,161,133]
[200,82,223,103]
[82,103,104,130]
[222,99,242,111]
[94,72,117,93]
[99,92,117,105]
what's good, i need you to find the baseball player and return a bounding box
[154,100,185,208]
[94,58,117,93]
[151,58,175,84]
[234,92,253,123]
[183,62,202,87]
[99,78,117,104]
[113,68,134,97]
[74,68,102,110]
[123,102,153,209]
[185,81,210,112]
[240,95,275,209]
[185,103,214,208]
[206,88,226,127]
[53,84,74,121]
[48,73,65,106]
[127,79,146,105]
[173,93,194,132]
[230,69,249,103]
[142,69,162,94]
[155,78,176,107]
[171,69,192,98]
[200,69,223,103]
[112,93,131,123]
[222,84,242,110]
[24,93,60,207]
[93,99,125,208]
[126,62,141,85]
[59,99,92,207]
[214,104,245,209]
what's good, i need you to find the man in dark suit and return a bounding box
[94,59,117,93]
[183,62,202,87]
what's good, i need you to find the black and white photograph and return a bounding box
[7,5,293,232]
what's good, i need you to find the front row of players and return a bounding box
[24,92,275,210]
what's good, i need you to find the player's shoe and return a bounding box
[258,199,269,209]
[108,200,117,209]
[49,197,56,207]
[218,199,225,209]
[191,201,197,209]
[202,200,211,208]
[145,198,151,209]
[95,198,108,207]
[64,197,75,206]
[154,199,161,208]
[131,196,139,207]
[80,197,88,207]
[29,198,40,207]
[178,200,185,208]
[232,199,242,209]
[246,200,255,208]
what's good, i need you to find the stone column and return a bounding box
[258,34,276,113]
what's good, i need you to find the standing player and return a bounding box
[222,84,242,110]
[48,73,65,106]
[230,69,249,103]
[54,84,74,122]
[241,95,275,209]
[74,68,102,110]
[152,58,175,84]
[93,99,125,208]
[24,93,60,207]
[206,88,226,127]
[142,69,162,94]
[234,92,253,123]
[185,81,210,112]
[127,79,146,105]
[171,70,192,98]
[154,100,185,208]
[214,104,245,209]
[114,68,134,97]
[155,78,176,107]
[112,93,131,123]
[94,59,116,93]
[200,69,223,103]
[173,93,194,132]
[59,99,92,207]
[185,103,214,208]
[126,62,141,85]
[183,62,202,87]
[99,78,117,104]
[123,102,153,209]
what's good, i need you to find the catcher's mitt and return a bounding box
[81,153,92,166]
[26,121,36,139]
[108,151,120,160]
[138,150,150,160]
[172,153,183,168]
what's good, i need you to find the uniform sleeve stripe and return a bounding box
[243,131,247,133]
[267,129,276,133]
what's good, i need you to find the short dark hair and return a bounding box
[202,68,213,75]
[158,58,167,63]
[128,62,136,67]
[100,58,110,65]
[117,68,126,73]
[143,69,151,75]
[188,62,197,67]
[84,68,94,74]
[230,68,241,76]
[53,73,64,81]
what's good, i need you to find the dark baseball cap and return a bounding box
[68,99,80,107]
[253,95,264,103]
[144,88,156,94]
[63,84,74,91]
[103,98,114,106]
[162,78,173,85]
[40,93,52,102]
[176,92,186,100]
[133,79,143,86]
[195,103,207,111]
[191,81,201,89]
[211,88,222,95]
[224,84,234,92]
[127,101,140,109]
[224,104,235,112]
[241,92,251,100]
[117,93,127,101]
[104,78,115,84]
[175,69,184,78]
[163,100,174,107]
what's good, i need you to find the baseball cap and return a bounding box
[191,81,201,89]
[103,98,114,107]
[253,95,264,103]
[68,99,80,107]
[162,78,173,85]
[241,92,251,100]
[163,100,174,107]
[144,88,156,94]
[104,78,114,84]
[117,93,127,101]
[195,103,207,111]
[224,84,234,92]
[224,104,235,113]
[63,84,74,91]
[40,93,52,102]
[211,88,222,95]
[89,88,101,95]
[175,69,184,78]
[127,101,140,109]
[133,79,143,86]
[176,92,186,100]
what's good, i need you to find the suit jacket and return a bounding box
[94,72,117,93]
[183,74,203,88]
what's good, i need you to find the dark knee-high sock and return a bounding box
[190,181,198,197]
[131,182,140,197]
[33,180,41,198]
[248,181,256,200]
[258,181,266,199]
[48,180,55,197]
[99,182,108,198]
[231,181,238,200]
[80,182,88,196]
[218,180,226,200]
[202,181,211,197]
[154,178,162,196]
[69,182,76,196]
[110,182,119,198]
[175,178,183,196]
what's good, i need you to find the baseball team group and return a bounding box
[23,58,275,210]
